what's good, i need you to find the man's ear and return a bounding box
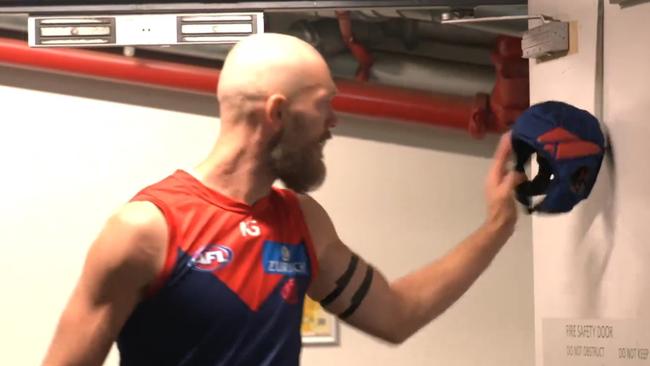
[265,94,287,131]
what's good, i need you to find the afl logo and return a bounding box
[192,244,233,272]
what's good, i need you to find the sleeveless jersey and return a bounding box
[117,170,319,366]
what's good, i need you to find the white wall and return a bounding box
[0,66,533,366]
[530,1,650,365]
[0,67,220,366]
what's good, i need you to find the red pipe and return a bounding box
[487,36,530,133]
[334,79,482,132]
[335,10,374,82]
[0,37,219,94]
[0,37,492,136]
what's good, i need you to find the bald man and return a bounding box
[43,33,524,366]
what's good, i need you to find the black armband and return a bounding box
[319,254,359,307]
[339,265,374,319]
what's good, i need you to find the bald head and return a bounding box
[218,33,333,106]
[212,34,338,193]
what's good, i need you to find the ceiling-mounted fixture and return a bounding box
[440,10,569,60]
[28,13,263,47]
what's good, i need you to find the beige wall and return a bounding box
[0,67,533,365]
[530,1,650,365]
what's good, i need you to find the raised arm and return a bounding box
[42,201,167,366]
[299,132,525,344]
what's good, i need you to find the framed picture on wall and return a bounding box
[301,297,339,345]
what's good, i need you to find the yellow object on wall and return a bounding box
[301,297,338,345]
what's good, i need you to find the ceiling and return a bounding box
[0,2,530,137]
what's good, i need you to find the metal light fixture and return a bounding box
[28,12,264,47]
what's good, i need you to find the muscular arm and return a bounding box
[300,133,524,344]
[42,201,167,366]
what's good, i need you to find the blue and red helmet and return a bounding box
[511,101,606,213]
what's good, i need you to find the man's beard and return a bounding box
[269,127,331,194]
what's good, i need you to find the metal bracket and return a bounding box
[440,13,556,24]
[521,20,569,59]
[440,11,569,60]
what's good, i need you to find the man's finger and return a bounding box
[488,132,513,184]
[504,171,527,190]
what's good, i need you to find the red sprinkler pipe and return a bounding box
[334,79,487,133]
[0,37,493,137]
[0,37,219,94]
[335,10,374,82]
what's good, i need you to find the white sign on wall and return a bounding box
[543,319,650,365]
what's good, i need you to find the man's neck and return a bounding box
[194,134,276,206]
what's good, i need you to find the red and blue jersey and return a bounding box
[117,170,319,366]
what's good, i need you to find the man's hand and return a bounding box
[484,132,526,236]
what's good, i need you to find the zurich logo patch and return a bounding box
[262,241,309,277]
[190,244,233,272]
